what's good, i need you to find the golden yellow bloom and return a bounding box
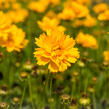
[0,11,12,40]
[0,25,28,52]
[37,16,66,32]
[103,51,109,62]
[34,30,79,72]
[98,10,109,21]
[83,15,96,27]
[28,0,49,13]
[0,11,11,30]
[71,1,89,18]
[76,32,98,49]
[0,0,10,9]
[12,2,21,10]
[6,9,28,23]
[58,1,89,20]
[58,8,76,20]
[73,15,96,27]
[93,3,108,14]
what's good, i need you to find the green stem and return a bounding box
[64,105,66,109]
[50,77,52,97]
[28,75,35,109]
[93,92,96,109]
[19,81,26,109]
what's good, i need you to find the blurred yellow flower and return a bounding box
[103,51,109,62]
[71,1,89,18]
[0,11,11,29]
[98,10,109,21]
[37,16,66,32]
[28,0,49,13]
[58,8,76,20]
[58,1,89,20]
[12,2,21,10]
[93,3,108,14]
[0,25,28,52]
[34,30,79,72]
[73,15,96,27]
[76,32,98,49]
[0,0,10,9]
[6,9,28,23]
[28,0,60,13]
[0,11,12,40]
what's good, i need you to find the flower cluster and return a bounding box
[58,1,89,20]
[93,3,109,21]
[0,11,28,52]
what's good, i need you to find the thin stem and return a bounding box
[93,92,96,109]
[28,75,35,109]
[50,77,52,97]
[64,104,66,109]
[19,81,26,109]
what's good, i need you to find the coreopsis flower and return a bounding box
[37,16,66,32]
[73,15,96,27]
[0,11,11,29]
[0,0,10,9]
[58,1,89,20]
[0,11,12,40]
[6,9,28,23]
[98,10,109,21]
[93,3,108,14]
[12,2,21,10]
[58,8,76,20]
[103,51,109,62]
[71,1,89,18]
[34,30,79,72]
[76,32,98,49]
[0,25,28,52]
[28,0,49,13]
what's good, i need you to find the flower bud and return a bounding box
[0,102,8,109]
[13,97,20,104]
[20,72,27,79]
[60,94,71,105]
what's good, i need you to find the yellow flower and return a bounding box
[6,9,28,23]
[0,25,28,52]
[58,1,89,20]
[98,10,109,21]
[0,0,10,9]
[28,0,49,13]
[71,1,89,18]
[73,15,96,27]
[34,30,79,73]
[0,11,11,29]
[93,3,108,14]
[83,15,96,27]
[58,8,76,20]
[37,16,66,32]
[12,2,21,10]
[76,32,98,49]
[0,11,12,40]
[103,51,109,62]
